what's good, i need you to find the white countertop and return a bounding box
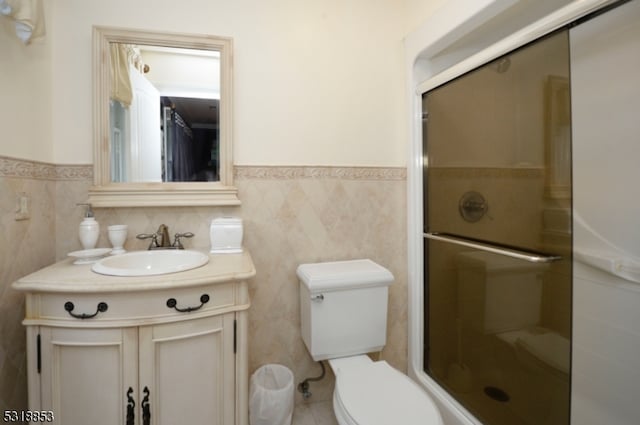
[12,250,256,294]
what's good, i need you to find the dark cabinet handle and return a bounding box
[142,386,151,425]
[126,387,135,425]
[64,301,108,319]
[166,294,210,313]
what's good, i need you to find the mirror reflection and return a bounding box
[109,44,220,183]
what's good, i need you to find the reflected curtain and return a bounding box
[170,111,195,181]
[110,44,133,106]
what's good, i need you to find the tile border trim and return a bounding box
[429,166,544,178]
[0,156,93,180]
[234,165,407,180]
[0,156,408,181]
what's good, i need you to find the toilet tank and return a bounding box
[297,259,394,361]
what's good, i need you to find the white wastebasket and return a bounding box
[249,364,294,425]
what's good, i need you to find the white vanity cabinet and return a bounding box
[13,251,255,425]
[35,326,138,425]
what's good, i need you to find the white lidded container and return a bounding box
[210,217,243,254]
[297,259,394,361]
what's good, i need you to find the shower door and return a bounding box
[422,30,572,425]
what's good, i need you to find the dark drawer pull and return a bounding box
[142,386,151,425]
[126,387,135,425]
[64,301,108,319]
[166,294,210,313]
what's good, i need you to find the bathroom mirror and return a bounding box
[89,26,239,207]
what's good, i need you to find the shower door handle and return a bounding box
[424,232,561,263]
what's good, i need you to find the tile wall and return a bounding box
[0,157,60,411]
[1,156,408,409]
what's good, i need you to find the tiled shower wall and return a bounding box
[1,156,408,409]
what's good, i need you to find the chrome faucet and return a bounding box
[136,224,194,250]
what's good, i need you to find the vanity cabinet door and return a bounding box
[137,313,236,425]
[38,326,138,425]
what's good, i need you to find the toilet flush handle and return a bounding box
[311,294,324,302]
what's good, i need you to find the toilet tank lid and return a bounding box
[297,259,394,291]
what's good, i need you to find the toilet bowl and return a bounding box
[329,356,443,425]
[297,259,443,425]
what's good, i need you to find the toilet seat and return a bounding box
[333,360,442,425]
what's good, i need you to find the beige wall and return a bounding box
[0,0,446,414]
[0,4,53,162]
[48,0,428,166]
[1,0,447,166]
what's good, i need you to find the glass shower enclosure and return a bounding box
[422,30,572,425]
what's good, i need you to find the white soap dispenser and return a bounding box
[77,203,100,250]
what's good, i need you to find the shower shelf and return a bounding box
[575,248,640,284]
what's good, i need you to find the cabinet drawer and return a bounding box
[31,283,237,323]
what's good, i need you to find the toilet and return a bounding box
[297,259,443,425]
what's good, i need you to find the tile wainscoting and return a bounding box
[236,165,408,404]
[1,156,408,409]
[0,156,90,411]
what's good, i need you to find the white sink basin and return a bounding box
[92,250,209,276]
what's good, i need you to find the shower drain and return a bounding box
[484,386,510,402]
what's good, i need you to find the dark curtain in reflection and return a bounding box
[170,111,195,181]
[162,96,219,182]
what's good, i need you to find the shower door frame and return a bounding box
[405,1,617,425]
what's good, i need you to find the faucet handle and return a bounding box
[136,233,159,250]
[172,232,194,249]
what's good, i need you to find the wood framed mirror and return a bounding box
[89,26,239,207]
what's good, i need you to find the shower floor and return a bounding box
[455,385,530,425]
[446,373,568,425]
